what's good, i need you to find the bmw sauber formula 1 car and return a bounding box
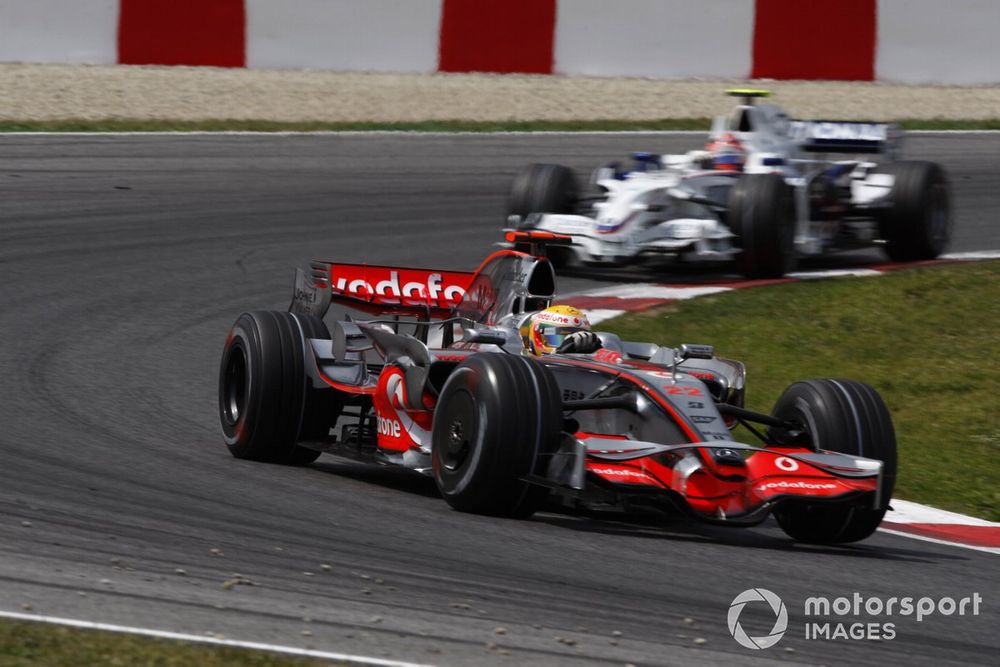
[219,232,896,543]
[507,89,951,278]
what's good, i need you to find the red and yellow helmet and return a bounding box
[522,305,591,356]
[706,133,746,172]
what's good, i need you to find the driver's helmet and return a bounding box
[522,305,592,356]
[706,133,746,172]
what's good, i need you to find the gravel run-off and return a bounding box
[1,63,998,123]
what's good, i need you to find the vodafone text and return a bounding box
[332,271,465,304]
[377,415,401,438]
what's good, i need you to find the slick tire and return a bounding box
[768,380,897,544]
[728,173,797,278]
[431,353,562,518]
[219,310,330,465]
[874,161,952,262]
[507,163,578,220]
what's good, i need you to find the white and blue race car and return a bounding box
[507,90,951,278]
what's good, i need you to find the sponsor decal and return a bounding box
[665,386,704,396]
[774,456,799,472]
[501,270,528,284]
[756,480,838,492]
[293,287,316,304]
[593,348,623,364]
[376,415,401,438]
[534,312,579,326]
[691,415,717,424]
[788,121,889,143]
[590,467,650,481]
[328,265,472,308]
[433,354,469,362]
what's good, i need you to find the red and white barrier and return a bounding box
[247,0,442,73]
[554,0,755,79]
[0,0,118,65]
[876,0,1000,85]
[0,1,998,84]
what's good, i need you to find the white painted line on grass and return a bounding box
[0,610,433,667]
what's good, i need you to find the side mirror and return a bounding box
[680,343,714,360]
[463,328,508,346]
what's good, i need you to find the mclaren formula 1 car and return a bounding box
[507,90,951,278]
[218,232,896,543]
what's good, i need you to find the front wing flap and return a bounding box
[541,437,885,524]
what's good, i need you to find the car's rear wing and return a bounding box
[289,244,559,324]
[788,120,901,155]
[289,261,475,319]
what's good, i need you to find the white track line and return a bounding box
[572,283,734,299]
[942,250,1000,260]
[0,610,433,667]
[888,499,1000,526]
[877,529,1000,556]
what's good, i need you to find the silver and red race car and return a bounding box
[507,90,952,278]
[219,232,895,543]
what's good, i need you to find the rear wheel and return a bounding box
[432,353,562,518]
[507,163,578,220]
[728,173,797,278]
[875,161,951,261]
[768,380,897,544]
[219,311,332,465]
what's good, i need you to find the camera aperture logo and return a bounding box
[728,588,788,649]
[728,589,983,649]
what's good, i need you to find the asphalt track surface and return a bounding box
[1,133,997,666]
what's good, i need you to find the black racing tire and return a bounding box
[768,380,897,544]
[431,353,562,518]
[507,163,578,220]
[728,173,797,278]
[874,161,951,262]
[218,310,328,465]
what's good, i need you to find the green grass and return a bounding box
[0,620,334,666]
[1,118,999,132]
[602,261,1000,521]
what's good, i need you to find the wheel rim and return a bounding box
[223,344,248,427]
[439,390,477,473]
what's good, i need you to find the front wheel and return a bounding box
[728,173,797,278]
[431,353,562,518]
[768,379,897,544]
